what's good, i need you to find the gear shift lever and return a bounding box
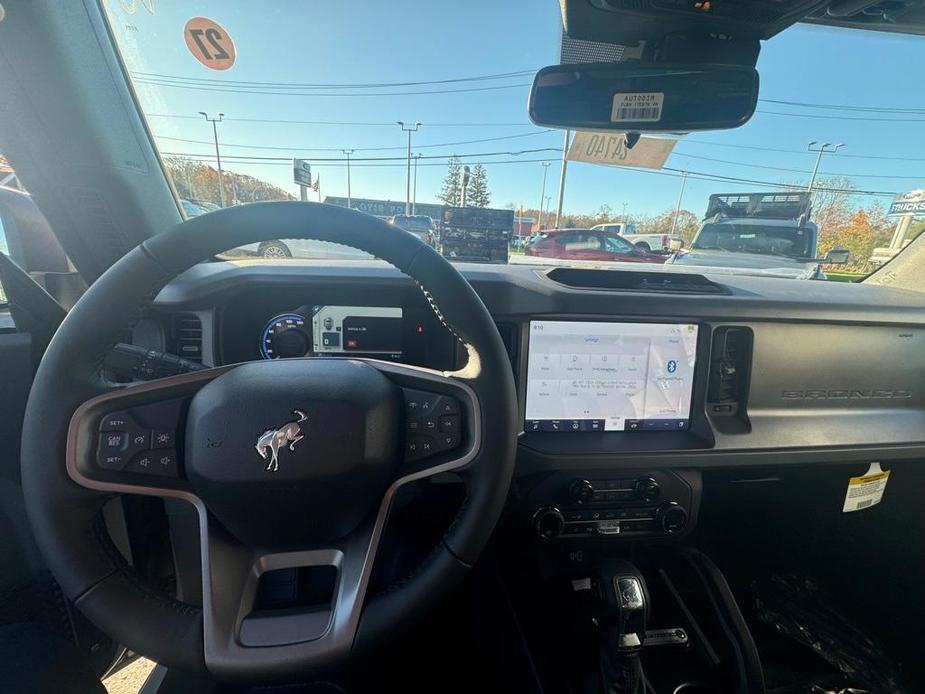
[596,559,649,694]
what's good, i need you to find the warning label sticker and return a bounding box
[611,92,664,123]
[842,462,890,513]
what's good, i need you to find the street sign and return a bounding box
[293,159,312,187]
[888,189,925,216]
[566,131,676,170]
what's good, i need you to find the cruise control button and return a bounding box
[97,452,128,471]
[151,429,175,449]
[127,449,178,477]
[100,411,132,431]
[100,431,128,452]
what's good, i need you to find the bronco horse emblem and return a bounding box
[255,410,307,472]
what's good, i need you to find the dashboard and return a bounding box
[144,259,925,537]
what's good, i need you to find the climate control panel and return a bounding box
[525,470,699,540]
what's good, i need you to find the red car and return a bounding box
[524,229,668,263]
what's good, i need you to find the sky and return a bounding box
[103,0,925,219]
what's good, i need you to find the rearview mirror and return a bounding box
[528,62,759,133]
[823,248,850,265]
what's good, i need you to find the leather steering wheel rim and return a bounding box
[21,202,518,678]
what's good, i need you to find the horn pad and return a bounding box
[185,360,402,546]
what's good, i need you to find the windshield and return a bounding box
[102,2,925,282]
[691,223,815,259]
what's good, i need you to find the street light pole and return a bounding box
[342,149,354,209]
[199,111,226,207]
[554,129,571,228]
[398,121,421,215]
[412,153,422,215]
[806,141,845,196]
[670,171,689,235]
[622,202,628,224]
[538,162,551,229]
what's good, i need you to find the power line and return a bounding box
[131,69,535,89]
[757,109,925,123]
[132,77,532,97]
[161,147,562,163]
[153,129,557,152]
[681,138,925,163]
[671,151,925,180]
[147,113,532,127]
[759,98,925,114]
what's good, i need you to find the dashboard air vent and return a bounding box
[173,314,203,363]
[544,268,727,294]
[707,327,752,432]
[494,322,519,374]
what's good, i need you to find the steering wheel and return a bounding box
[21,202,518,680]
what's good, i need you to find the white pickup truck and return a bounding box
[590,222,683,253]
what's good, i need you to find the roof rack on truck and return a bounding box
[705,192,812,223]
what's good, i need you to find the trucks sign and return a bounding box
[888,189,925,216]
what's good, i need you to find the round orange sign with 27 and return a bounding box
[183,17,236,71]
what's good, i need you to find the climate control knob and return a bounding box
[656,501,689,535]
[568,478,595,505]
[533,507,566,540]
[634,476,661,503]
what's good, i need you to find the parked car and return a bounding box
[388,214,435,247]
[524,228,668,263]
[590,222,684,253]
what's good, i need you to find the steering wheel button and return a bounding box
[423,418,437,431]
[128,449,178,477]
[151,429,175,449]
[437,397,459,415]
[438,414,460,433]
[100,411,132,431]
[97,452,128,470]
[101,431,128,451]
[438,431,460,450]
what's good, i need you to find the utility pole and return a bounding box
[198,112,225,207]
[670,171,689,235]
[554,129,571,228]
[342,149,354,209]
[622,202,628,223]
[412,153,422,215]
[538,162,551,230]
[806,141,845,196]
[545,196,552,227]
[398,121,421,215]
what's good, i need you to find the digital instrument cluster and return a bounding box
[260,306,404,359]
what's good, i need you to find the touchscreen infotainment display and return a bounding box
[525,321,698,432]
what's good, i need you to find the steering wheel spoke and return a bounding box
[67,366,233,496]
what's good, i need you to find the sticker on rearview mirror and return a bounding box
[611,92,664,123]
